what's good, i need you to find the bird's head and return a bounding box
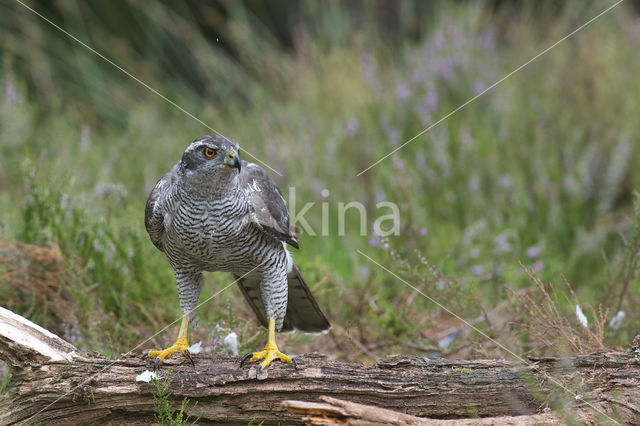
[180,134,242,186]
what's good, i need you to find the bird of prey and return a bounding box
[143,134,330,376]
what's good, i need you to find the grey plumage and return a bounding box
[145,134,329,333]
[235,263,329,332]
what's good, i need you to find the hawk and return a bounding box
[143,135,330,376]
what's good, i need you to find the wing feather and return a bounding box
[144,163,179,252]
[240,161,299,248]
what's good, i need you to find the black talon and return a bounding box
[142,350,150,360]
[240,353,253,367]
[292,357,298,370]
[184,349,195,367]
[154,357,161,372]
[256,365,262,379]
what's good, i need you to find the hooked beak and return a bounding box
[225,149,241,173]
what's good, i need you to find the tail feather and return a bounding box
[284,263,330,332]
[234,264,330,333]
[235,271,270,329]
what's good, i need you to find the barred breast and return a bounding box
[158,174,290,328]
[163,185,286,271]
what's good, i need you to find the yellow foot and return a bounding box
[240,317,297,378]
[143,339,194,371]
[240,345,297,378]
[143,315,194,371]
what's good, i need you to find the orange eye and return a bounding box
[204,147,216,158]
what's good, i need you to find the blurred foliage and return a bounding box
[0,0,639,363]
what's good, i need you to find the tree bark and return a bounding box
[1,307,639,425]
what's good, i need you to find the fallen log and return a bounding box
[0,307,639,425]
[281,396,565,425]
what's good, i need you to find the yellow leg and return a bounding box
[143,315,194,370]
[240,317,296,378]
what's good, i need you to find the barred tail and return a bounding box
[235,263,330,333]
[283,263,331,332]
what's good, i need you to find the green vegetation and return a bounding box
[0,1,638,369]
[246,417,264,426]
[151,371,201,425]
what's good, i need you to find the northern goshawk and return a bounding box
[143,135,330,376]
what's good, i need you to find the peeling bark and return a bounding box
[281,396,564,425]
[1,307,639,425]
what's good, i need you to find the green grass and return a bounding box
[0,1,639,365]
[151,371,201,425]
